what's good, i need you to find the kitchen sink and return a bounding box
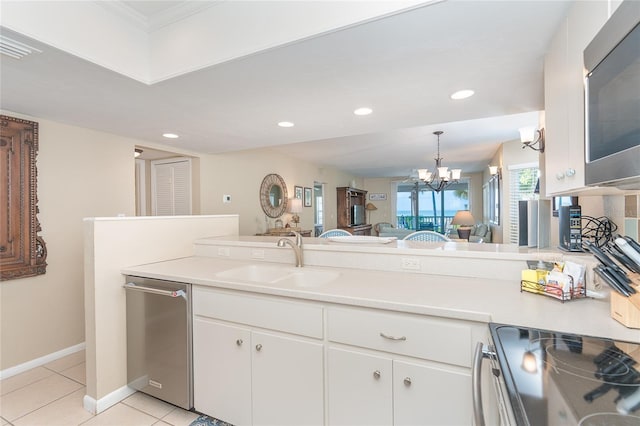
[274,270,340,287]
[215,264,339,287]
[215,264,293,283]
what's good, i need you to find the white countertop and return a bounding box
[122,256,640,343]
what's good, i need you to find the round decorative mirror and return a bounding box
[260,173,288,218]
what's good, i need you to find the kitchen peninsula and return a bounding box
[84,216,638,424]
[123,236,637,426]
[125,235,637,342]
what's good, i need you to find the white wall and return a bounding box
[0,111,357,374]
[199,149,356,235]
[362,178,396,226]
[0,110,135,371]
[83,215,238,411]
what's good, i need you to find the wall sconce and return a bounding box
[488,165,501,179]
[519,127,545,153]
[134,148,143,158]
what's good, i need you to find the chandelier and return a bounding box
[417,131,461,192]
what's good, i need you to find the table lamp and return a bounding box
[289,198,303,227]
[451,210,475,240]
[365,202,377,224]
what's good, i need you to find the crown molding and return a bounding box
[94,1,220,33]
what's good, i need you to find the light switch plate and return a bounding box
[401,257,421,270]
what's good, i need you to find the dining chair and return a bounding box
[318,229,352,238]
[402,230,451,242]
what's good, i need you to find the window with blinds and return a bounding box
[508,165,540,244]
[151,158,192,216]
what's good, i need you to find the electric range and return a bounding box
[489,323,640,425]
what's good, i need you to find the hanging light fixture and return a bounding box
[417,131,462,192]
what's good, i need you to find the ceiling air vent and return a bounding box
[0,35,42,59]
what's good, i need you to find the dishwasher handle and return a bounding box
[124,282,186,299]
[472,342,496,426]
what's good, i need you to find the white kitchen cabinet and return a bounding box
[193,288,324,426]
[328,347,393,425]
[193,319,252,425]
[543,1,609,196]
[393,359,471,426]
[251,330,323,426]
[328,347,471,426]
[327,306,473,425]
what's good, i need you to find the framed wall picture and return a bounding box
[369,193,387,201]
[304,187,312,207]
[294,185,303,199]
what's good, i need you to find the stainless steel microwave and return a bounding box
[584,0,640,189]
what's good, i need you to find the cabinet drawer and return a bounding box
[328,307,471,367]
[193,286,323,338]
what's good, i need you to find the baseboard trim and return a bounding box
[83,386,136,414]
[0,342,86,380]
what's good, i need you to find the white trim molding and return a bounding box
[83,386,136,414]
[0,342,85,380]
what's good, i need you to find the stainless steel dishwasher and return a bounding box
[124,276,192,410]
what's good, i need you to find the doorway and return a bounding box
[313,182,324,236]
[396,181,469,234]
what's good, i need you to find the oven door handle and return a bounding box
[472,341,496,426]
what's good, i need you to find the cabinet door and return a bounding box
[327,347,393,426]
[544,17,570,195]
[393,360,471,426]
[543,2,609,195]
[193,319,251,426]
[563,1,608,191]
[251,331,324,426]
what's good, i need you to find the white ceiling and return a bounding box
[0,0,571,177]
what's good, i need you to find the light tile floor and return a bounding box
[0,351,200,426]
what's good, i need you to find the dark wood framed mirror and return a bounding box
[1,115,47,280]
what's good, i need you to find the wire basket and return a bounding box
[520,279,587,302]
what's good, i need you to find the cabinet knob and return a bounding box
[404,377,412,386]
[255,344,262,351]
[373,370,381,379]
[565,168,576,177]
[236,339,243,346]
[556,172,565,180]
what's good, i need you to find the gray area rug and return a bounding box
[189,414,233,426]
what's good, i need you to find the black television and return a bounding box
[350,205,365,226]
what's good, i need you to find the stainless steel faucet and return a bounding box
[277,231,304,267]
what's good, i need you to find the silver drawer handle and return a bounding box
[404,377,412,386]
[373,370,381,379]
[236,339,243,346]
[255,344,262,351]
[380,332,407,341]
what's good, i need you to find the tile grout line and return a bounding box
[7,370,85,425]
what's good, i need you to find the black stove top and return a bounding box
[490,324,640,425]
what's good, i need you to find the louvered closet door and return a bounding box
[151,158,192,215]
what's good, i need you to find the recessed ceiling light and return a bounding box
[450,90,475,100]
[278,121,295,128]
[162,133,179,139]
[353,107,373,116]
